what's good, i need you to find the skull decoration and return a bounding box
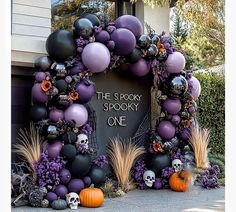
[66,192,80,210]
[76,134,89,149]
[143,170,155,187]
[172,159,183,172]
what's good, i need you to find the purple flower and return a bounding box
[80,123,93,135]
[106,25,116,34]
[132,160,147,189]
[93,155,108,168]
[94,26,102,33]
[75,143,94,154]
[161,167,175,178]
[154,178,162,189]
[138,182,147,190]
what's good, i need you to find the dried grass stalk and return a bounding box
[189,123,210,169]
[107,137,145,192]
[13,122,42,174]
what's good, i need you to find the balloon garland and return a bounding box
[30,13,202,202]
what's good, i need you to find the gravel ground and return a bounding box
[12,186,225,212]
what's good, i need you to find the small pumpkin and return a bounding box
[51,199,67,210]
[169,170,192,192]
[28,188,44,207]
[79,184,104,208]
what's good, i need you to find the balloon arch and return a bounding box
[31,14,201,193]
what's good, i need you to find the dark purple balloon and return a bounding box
[32,83,49,103]
[83,176,92,187]
[171,115,181,125]
[46,192,57,203]
[110,28,136,56]
[107,40,115,50]
[163,98,182,115]
[47,141,63,158]
[68,61,85,75]
[55,185,68,199]
[35,72,46,82]
[49,108,64,122]
[157,120,176,140]
[95,30,110,43]
[68,179,85,193]
[188,106,196,114]
[75,80,95,104]
[179,129,191,141]
[59,168,71,184]
[129,58,149,77]
[115,15,143,37]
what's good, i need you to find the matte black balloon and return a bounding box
[152,34,160,44]
[29,105,47,122]
[46,30,76,62]
[62,131,77,144]
[164,74,188,97]
[35,56,52,71]
[89,166,106,186]
[147,153,171,175]
[60,144,77,161]
[45,125,60,140]
[67,154,92,178]
[137,34,151,49]
[55,79,68,92]
[126,48,142,63]
[80,13,101,27]
[73,18,93,38]
[146,44,158,59]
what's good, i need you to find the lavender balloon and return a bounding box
[64,104,88,127]
[55,184,68,199]
[68,179,85,193]
[129,58,149,77]
[35,72,46,82]
[171,115,181,125]
[188,76,201,100]
[49,108,64,122]
[165,52,186,74]
[95,30,110,43]
[115,15,143,37]
[81,42,110,73]
[75,80,95,104]
[47,141,63,158]
[59,168,71,184]
[157,120,176,140]
[32,83,49,103]
[163,98,182,115]
[110,28,136,56]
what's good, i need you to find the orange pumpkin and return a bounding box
[79,185,104,208]
[169,170,192,192]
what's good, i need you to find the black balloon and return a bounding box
[164,74,188,97]
[147,153,171,175]
[146,44,158,59]
[60,144,77,161]
[80,13,101,27]
[62,131,77,144]
[89,165,106,186]
[46,30,76,62]
[29,105,47,122]
[137,34,151,49]
[45,125,60,140]
[67,154,92,178]
[55,79,68,92]
[35,56,52,71]
[126,48,142,63]
[152,34,160,44]
[53,93,71,109]
[73,18,93,38]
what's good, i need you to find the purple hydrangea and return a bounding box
[161,167,175,178]
[75,143,94,155]
[80,123,93,135]
[93,155,108,168]
[132,160,147,189]
[200,165,220,189]
[171,149,185,162]
[154,177,162,189]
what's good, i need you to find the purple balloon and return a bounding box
[129,58,149,77]
[35,72,46,82]
[81,42,110,73]
[95,30,110,43]
[115,15,143,37]
[107,40,115,50]
[55,184,68,199]
[32,83,49,103]
[64,104,88,127]
[47,141,63,158]
[110,28,136,56]
[49,108,64,122]
[68,61,85,75]
[65,76,72,83]
[163,98,182,115]
[179,129,191,141]
[68,179,85,193]
[46,192,58,203]
[157,120,176,140]
[165,52,186,74]
[59,168,71,184]
[83,176,92,187]
[75,80,95,104]
[188,76,201,100]
[188,106,196,114]
[171,115,181,126]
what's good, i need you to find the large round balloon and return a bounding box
[110,28,136,56]
[95,30,110,43]
[187,76,201,100]
[49,108,64,122]
[68,179,85,193]
[64,104,88,127]
[75,80,95,104]
[157,120,176,140]
[55,184,68,199]
[29,105,47,122]
[35,56,52,71]
[32,83,49,103]
[115,15,143,37]
[163,98,182,115]
[73,18,93,38]
[46,30,76,62]
[129,58,149,77]
[80,13,101,27]
[81,42,110,73]
[47,140,63,158]
[67,154,92,178]
[164,75,188,97]
[89,166,106,186]
[126,48,142,63]
[165,51,186,74]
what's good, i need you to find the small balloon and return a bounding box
[32,83,49,103]
[35,56,52,71]
[29,105,48,122]
[145,44,158,59]
[75,80,95,104]
[137,34,151,49]
[95,30,110,43]
[80,13,101,27]
[126,48,142,63]
[163,98,182,115]
[165,51,186,74]
[55,79,68,92]
[49,108,64,122]
[129,58,149,77]
[187,76,201,100]
[157,120,176,140]
[152,34,160,44]
[73,18,93,38]
[35,72,46,82]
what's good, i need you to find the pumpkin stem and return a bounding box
[90,184,95,189]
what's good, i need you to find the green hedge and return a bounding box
[194,72,225,155]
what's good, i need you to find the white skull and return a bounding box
[143,170,155,187]
[76,134,89,149]
[172,159,183,172]
[66,192,80,210]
